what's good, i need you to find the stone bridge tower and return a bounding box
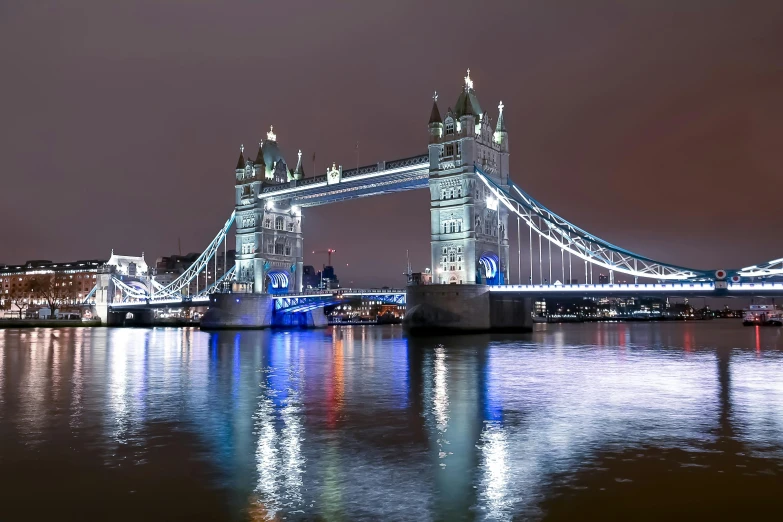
[234,126,304,294]
[427,70,510,285]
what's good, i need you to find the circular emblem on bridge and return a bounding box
[730,274,741,283]
[714,269,727,280]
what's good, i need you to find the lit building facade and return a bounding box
[0,258,105,314]
[427,70,510,285]
[233,127,305,294]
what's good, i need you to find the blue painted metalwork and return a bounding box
[273,290,406,314]
[478,252,501,285]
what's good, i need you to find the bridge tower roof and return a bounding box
[253,141,266,167]
[259,125,287,177]
[235,145,245,170]
[428,93,442,124]
[454,68,482,121]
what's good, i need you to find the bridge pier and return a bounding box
[93,273,114,326]
[200,293,327,329]
[404,284,533,334]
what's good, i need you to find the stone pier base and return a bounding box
[403,284,533,334]
[200,293,327,330]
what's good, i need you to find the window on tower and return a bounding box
[275,217,284,230]
[445,118,454,135]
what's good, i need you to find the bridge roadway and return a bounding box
[489,281,783,298]
[106,282,783,314]
[107,288,407,313]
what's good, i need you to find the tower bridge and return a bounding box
[88,69,783,329]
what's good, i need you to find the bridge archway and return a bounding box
[478,252,502,286]
[266,270,290,295]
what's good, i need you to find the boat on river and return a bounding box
[742,304,783,326]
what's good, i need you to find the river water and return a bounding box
[1,322,782,521]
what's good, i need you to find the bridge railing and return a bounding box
[489,282,716,292]
[273,288,407,298]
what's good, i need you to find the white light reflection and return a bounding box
[19,329,51,444]
[253,339,305,518]
[106,329,148,448]
[478,423,511,518]
[423,345,451,467]
[434,345,450,454]
[70,330,84,429]
[473,340,719,518]
[0,331,5,417]
[730,351,783,458]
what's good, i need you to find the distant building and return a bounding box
[317,265,340,290]
[0,258,106,315]
[409,269,433,285]
[302,265,320,289]
[154,249,235,294]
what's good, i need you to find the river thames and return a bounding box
[1,322,782,521]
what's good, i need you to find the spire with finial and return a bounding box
[236,144,245,170]
[267,125,276,141]
[429,89,442,125]
[494,100,509,150]
[254,140,265,167]
[464,68,473,91]
[293,149,305,178]
[495,101,506,132]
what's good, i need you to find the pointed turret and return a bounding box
[494,101,509,152]
[429,91,442,124]
[428,91,443,142]
[235,144,245,170]
[293,149,305,180]
[253,141,266,167]
[495,101,507,133]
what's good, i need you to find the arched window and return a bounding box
[275,217,284,230]
[445,118,454,135]
[443,223,448,234]
[448,250,456,263]
[450,222,456,234]
[264,218,271,229]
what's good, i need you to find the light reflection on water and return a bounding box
[1,322,783,520]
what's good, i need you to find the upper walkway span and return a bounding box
[260,155,429,207]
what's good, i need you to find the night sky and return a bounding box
[1,1,782,287]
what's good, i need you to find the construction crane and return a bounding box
[312,248,336,267]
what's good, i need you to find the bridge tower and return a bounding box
[427,70,510,285]
[233,127,304,294]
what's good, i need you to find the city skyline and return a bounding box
[1,1,782,288]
